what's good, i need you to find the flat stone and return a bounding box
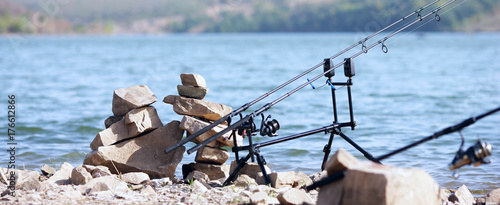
[91,106,163,150]
[186,171,210,183]
[104,115,123,129]
[71,165,92,185]
[230,161,272,183]
[180,115,243,147]
[84,121,185,179]
[177,85,209,99]
[277,188,315,205]
[486,188,500,205]
[163,95,232,121]
[341,161,440,205]
[325,148,359,175]
[180,73,207,87]
[120,172,150,185]
[195,146,230,165]
[124,106,163,137]
[82,165,112,178]
[41,164,56,176]
[112,85,157,116]
[46,162,74,185]
[182,162,230,181]
[449,184,474,205]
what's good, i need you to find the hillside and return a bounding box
[1,0,499,34]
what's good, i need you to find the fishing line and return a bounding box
[185,0,458,154]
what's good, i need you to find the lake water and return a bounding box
[1,32,499,192]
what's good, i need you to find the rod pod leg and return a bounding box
[321,132,335,170]
[255,150,271,185]
[223,154,252,186]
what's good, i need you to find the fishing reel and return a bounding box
[237,115,257,137]
[449,132,492,178]
[260,114,280,137]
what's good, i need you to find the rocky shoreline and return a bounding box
[1,74,499,204]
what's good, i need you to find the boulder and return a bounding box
[449,184,474,205]
[84,121,185,179]
[177,85,209,99]
[186,171,210,183]
[163,95,232,121]
[124,106,163,137]
[91,106,163,150]
[104,115,123,129]
[46,162,73,185]
[486,188,500,205]
[180,73,207,87]
[120,172,150,185]
[179,116,243,147]
[317,177,345,205]
[112,85,157,116]
[182,162,230,181]
[71,165,92,185]
[230,161,271,181]
[195,146,230,165]
[41,164,56,176]
[325,148,359,174]
[277,188,315,205]
[341,161,440,205]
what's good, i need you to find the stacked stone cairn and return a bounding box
[84,85,185,179]
[163,73,246,181]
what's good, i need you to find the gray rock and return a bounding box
[177,85,209,99]
[140,185,156,195]
[41,164,56,176]
[112,85,157,116]
[249,191,268,205]
[449,184,475,205]
[104,115,123,129]
[91,106,163,150]
[120,172,150,185]
[277,188,314,205]
[71,165,92,185]
[14,170,41,190]
[486,188,500,205]
[293,171,313,188]
[163,95,232,121]
[234,174,257,187]
[341,161,440,205]
[46,162,73,185]
[191,180,208,193]
[186,170,210,183]
[182,162,230,181]
[79,175,129,195]
[195,146,230,165]
[180,73,207,87]
[310,170,327,183]
[179,115,243,147]
[84,121,185,179]
[267,171,295,189]
[230,161,271,183]
[82,165,112,178]
[124,106,163,138]
[325,147,359,174]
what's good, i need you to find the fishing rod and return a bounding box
[163,0,441,155]
[306,105,499,191]
[186,0,457,155]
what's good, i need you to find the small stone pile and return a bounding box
[162,74,245,181]
[84,85,185,179]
